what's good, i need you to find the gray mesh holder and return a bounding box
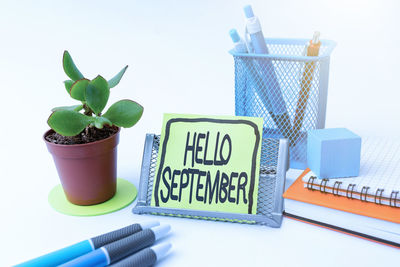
[132,134,289,228]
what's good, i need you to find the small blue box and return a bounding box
[307,128,361,179]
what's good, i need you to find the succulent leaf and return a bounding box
[108,65,128,88]
[103,100,143,128]
[70,78,90,101]
[51,105,83,112]
[63,51,84,81]
[47,110,94,136]
[85,75,109,115]
[64,80,74,94]
[93,116,112,129]
[50,52,142,138]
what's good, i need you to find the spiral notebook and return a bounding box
[284,170,400,249]
[302,137,400,207]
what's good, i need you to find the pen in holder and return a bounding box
[230,38,336,169]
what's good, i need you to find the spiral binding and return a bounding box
[332,181,342,196]
[390,191,399,207]
[346,184,356,199]
[374,188,384,205]
[320,179,329,193]
[307,176,317,190]
[360,186,370,202]
[304,176,400,208]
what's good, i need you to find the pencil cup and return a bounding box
[230,38,336,169]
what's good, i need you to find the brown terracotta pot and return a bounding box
[44,128,120,205]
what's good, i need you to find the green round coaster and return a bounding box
[48,178,137,216]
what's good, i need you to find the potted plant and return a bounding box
[44,51,143,205]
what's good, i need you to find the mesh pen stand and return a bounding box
[231,38,336,169]
[133,134,289,227]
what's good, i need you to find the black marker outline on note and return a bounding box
[153,118,261,214]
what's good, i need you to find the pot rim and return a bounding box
[43,127,121,148]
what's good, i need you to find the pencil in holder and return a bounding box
[230,38,336,169]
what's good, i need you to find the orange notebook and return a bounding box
[283,169,400,248]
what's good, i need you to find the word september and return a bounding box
[160,131,249,205]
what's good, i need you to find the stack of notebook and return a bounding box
[283,137,400,248]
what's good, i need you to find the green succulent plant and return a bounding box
[48,51,143,137]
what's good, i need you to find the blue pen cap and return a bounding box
[229,29,241,43]
[243,5,254,18]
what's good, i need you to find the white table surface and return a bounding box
[1,0,400,266]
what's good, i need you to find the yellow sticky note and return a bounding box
[151,114,263,215]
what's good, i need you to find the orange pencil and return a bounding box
[293,32,321,144]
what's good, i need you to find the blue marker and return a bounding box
[230,29,274,116]
[60,224,171,267]
[230,29,250,115]
[110,243,172,267]
[229,29,248,53]
[243,5,292,141]
[15,221,159,267]
[243,5,268,53]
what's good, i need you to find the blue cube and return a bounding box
[307,128,361,179]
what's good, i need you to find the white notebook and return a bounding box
[302,137,400,207]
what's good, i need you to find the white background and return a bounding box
[1,0,400,266]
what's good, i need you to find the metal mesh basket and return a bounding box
[231,38,336,169]
[133,134,289,227]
